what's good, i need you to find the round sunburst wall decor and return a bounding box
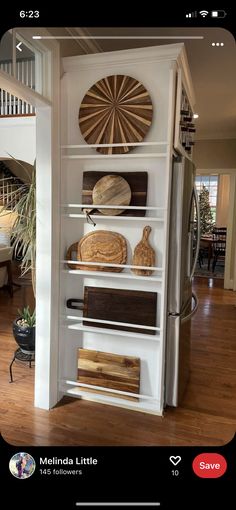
[78,75,153,154]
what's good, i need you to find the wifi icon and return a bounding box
[199,10,209,17]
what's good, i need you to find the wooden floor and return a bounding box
[0,276,236,446]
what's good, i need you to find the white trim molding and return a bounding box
[225,174,236,290]
[62,43,195,109]
[62,44,190,93]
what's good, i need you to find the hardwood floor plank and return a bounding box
[0,274,236,446]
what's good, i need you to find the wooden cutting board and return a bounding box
[66,231,127,271]
[82,171,148,217]
[82,287,157,335]
[78,75,153,155]
[78,348,140,400]
[132,226,155,276]
[92,174,131,215]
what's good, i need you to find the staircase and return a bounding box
[0,160,24,208]
[0,58,35,116]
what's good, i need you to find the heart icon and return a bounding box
[169,456,182,466]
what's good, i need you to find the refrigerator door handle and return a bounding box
[181,291,199,323]
[190,185,201,279]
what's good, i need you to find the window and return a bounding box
[195,175,218,223]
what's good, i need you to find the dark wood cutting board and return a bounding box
[81,287,157,335]
[82,171,148,216]
[77,348,140,400]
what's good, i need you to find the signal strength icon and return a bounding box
[199,10,209,17]
[186,11,197,18]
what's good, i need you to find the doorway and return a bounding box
[194,172,230,284]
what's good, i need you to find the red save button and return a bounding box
[192,453,227,478]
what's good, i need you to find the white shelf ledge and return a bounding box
[61,387,162,414]
[65,323,161,341]
[66,315,160,332]
[62,153,167,160]
[62,260,162,271]
[62,213,164,222]
[61,141,168,148]
[63,269,162,282]
[61,204,166,211]
[63,380,155,401]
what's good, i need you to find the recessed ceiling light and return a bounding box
[193,113,199,119]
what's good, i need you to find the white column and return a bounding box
[34,44,60,409]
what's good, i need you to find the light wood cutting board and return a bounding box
[78,348,140,400]
[92,174,131,215]
[66,230,127,271]
[132,226,155,275]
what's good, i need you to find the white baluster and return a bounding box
[29,60,32,113]
[13,93,16,115]
[9,93,11,115]
[22,60,25,114]
[21,59,23,83]
[8,62,12,114]
[17,62,20,113]
[26,60,29,113]
[3,177,5,205]
[0,87,3,115]
[3,63,7,115]
[32,60,35,90]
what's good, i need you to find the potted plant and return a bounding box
[10,158,36,294]
[13,306,35,354]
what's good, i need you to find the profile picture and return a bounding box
[9,452,36,479]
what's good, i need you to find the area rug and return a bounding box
[194,261,224,279]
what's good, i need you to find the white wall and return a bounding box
[194,139,236,169]
[0,116,36,164]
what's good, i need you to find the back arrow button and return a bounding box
[16,42,22,52]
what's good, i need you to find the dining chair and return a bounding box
[212,228,227,272]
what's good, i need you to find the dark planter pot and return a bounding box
[13,318,35,354]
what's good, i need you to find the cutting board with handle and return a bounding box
[77,348,140,401]
[67,287,157,335]
[82,171,148,217]
[66,230,127,271]
[132,226,155,276]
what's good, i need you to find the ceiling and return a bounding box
[1,27,235,140]
[50,26,236,141]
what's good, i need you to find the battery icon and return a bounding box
[211,10,227,18]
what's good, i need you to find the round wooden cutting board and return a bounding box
[66,230,127,272]
[78,74,153,154]
[92,174,131,215]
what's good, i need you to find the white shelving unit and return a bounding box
[56,43,193,415]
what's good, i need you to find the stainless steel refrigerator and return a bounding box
[165,155,200,407]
